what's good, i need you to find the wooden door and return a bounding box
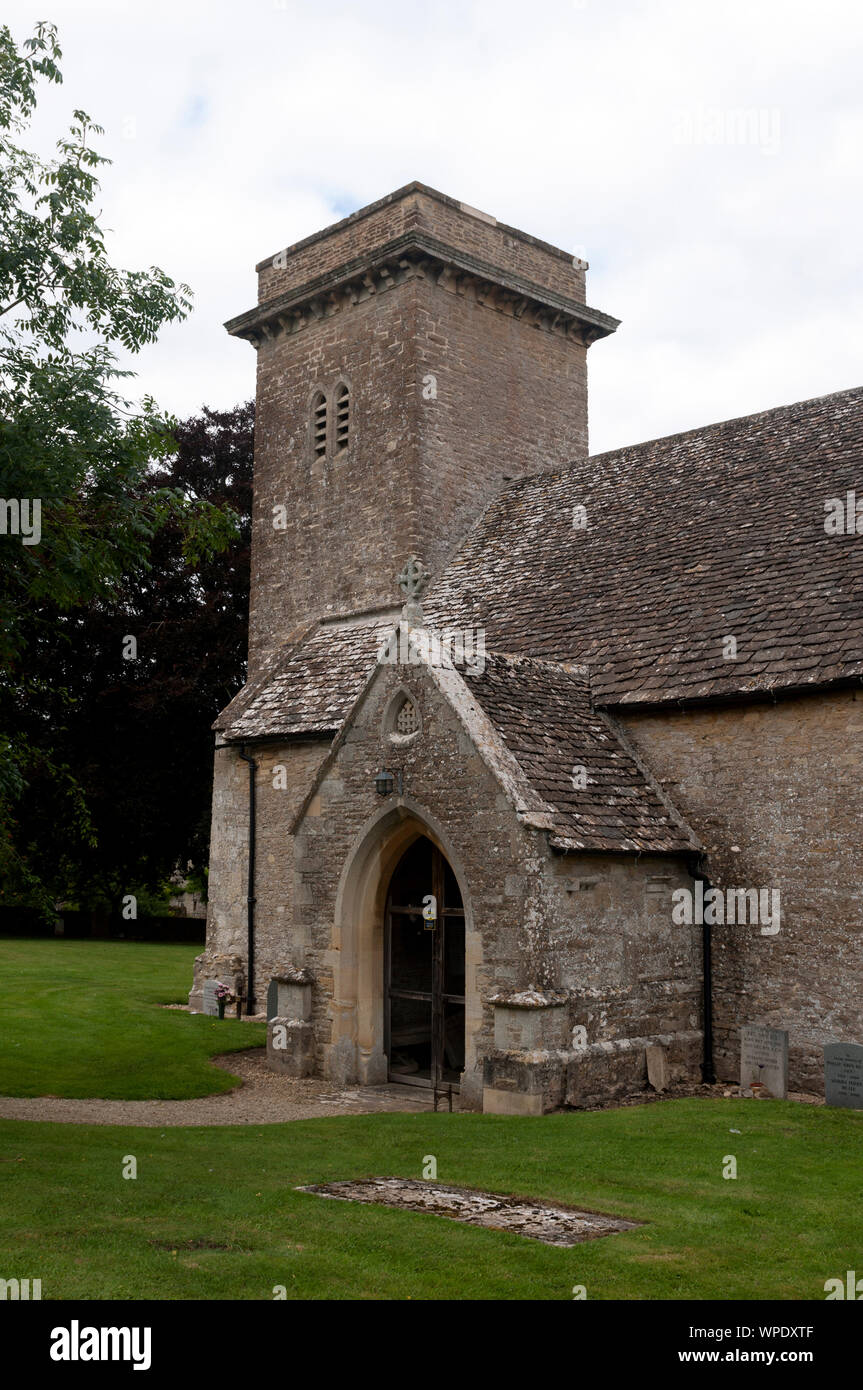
[385,837,465,1088]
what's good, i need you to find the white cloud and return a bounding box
[5,0,863,450]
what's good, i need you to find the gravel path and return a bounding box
[0,1049,447,1127]
[0,1048,821,1128]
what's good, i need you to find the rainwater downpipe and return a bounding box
[695,864,716,1084]
[238,746,257,1015]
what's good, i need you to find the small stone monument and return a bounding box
[824,1042,863,1110]
[202,980,221,1018]
[740,1024,788,1098]
[646,1044,669,1092]
[265,968,315,1077]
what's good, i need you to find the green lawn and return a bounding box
[1,936,861,1300]
[0,938,265,1098]
[1,1100,861,1299]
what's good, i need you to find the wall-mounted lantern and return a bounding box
[374,768,395,797]
[373,768,404,797]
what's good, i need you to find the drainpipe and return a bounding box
[238,746,257,1015]
[696,866,716,1084]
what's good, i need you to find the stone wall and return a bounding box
[481,852,703,1112]
[619,689,863,1092]
[544,851,703,1049]
[250,287,416,668]
[190,737,327,1011]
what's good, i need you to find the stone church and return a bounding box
[190,182,862,1113]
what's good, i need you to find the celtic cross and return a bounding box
[397,556,430,603]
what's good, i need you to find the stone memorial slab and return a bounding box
[824,1042,863,1110]
[646,1044,669,1092]
[299,1178,642,1247]
[202,979,221,1017]
[740,1024,788,1098]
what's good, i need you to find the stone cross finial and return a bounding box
[397,556,429,626]
[397,556,430,603]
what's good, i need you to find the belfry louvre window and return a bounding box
[335,383,350,449]
[395,698,419,735]
[312,392,327,458]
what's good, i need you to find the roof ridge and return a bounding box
[478,383,863,506]
[590,382,863,463]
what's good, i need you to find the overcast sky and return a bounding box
[7,0,863,453]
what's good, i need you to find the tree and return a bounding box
[0,22,238,910]
[14,403,253,911]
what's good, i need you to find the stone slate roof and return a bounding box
[221,620,698,853]
[218,386,863,763]
[425,386,863,706]
[460,653,698,854]
[216,617,395,740]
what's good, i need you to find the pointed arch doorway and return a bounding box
[385,835,465,1089]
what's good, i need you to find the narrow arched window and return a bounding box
[335,383,350,451]
[312,391,327,459]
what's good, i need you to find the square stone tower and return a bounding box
[226,182,618,674]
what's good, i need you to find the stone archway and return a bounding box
[328,799,480,1103]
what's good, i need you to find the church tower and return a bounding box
[226,182,618,675]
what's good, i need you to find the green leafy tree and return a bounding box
[0,23,238,911]
[14,403,253,914]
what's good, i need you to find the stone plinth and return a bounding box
[483,990,569,1114]
[267,1017,316,1077]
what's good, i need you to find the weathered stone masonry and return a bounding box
[197,180,862,1110]
[620,689,863,1093]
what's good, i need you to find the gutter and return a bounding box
[237,746,257,1015]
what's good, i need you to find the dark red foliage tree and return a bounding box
[3,402,253,911]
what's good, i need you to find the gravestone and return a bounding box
[202,979,221,1017]
[646,1044,669,1092]
[824,1042,863,1110]
[267,978,280,1021]
[740,1024,788,1098]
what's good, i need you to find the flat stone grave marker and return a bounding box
[202,979,221,1017]
[824,1042,863,1110]
[740,1024,788,1098]
[298,1178,642,1247]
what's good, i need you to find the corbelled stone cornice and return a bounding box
[225,231,620,348]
